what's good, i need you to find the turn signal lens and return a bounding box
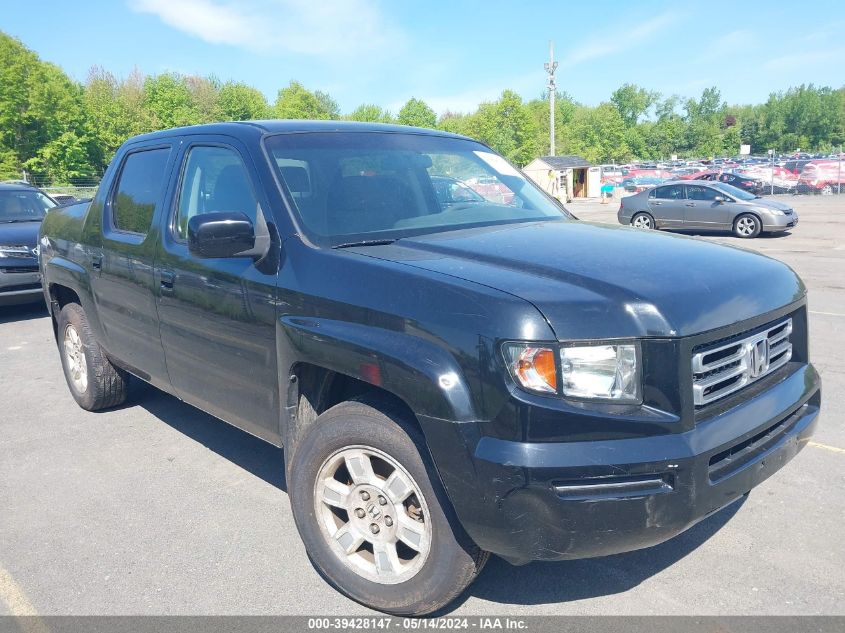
[504,344,558,394]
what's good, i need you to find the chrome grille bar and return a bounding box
[692,319,792,406]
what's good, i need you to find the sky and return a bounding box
[2,0,844,115]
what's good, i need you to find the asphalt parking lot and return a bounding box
[1,194,843,617]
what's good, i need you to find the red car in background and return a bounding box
[798,160,844,195]
[465,176,516,204]
[678,170,720,180]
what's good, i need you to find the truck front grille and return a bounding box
[692,319,792,406]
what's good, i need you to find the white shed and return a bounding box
[523,155,600,201]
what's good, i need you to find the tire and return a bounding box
[820,184,834,196]
[57,303,128,411]
[733,213,761,238]
[631,212,655,229]
[288,396,488,615]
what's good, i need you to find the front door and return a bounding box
[684,184,734,230]
[155,139,281,442]
[90,143,176,387]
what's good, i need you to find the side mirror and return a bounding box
[188,212,255,258]
[714,195,726,203]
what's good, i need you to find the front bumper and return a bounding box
[763,213,798,232]
[0,266,43,305]
[432,362,820,564]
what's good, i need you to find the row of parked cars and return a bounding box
[603,155,844,196]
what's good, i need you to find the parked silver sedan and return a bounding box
[617,180,797,238]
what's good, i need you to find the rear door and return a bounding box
[684,184,734,230]
[647,184,686,228]
[90,142,177,387]
[155,136,281,443]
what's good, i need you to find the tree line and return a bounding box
[1,32,843,184]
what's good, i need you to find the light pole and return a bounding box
[838,146,842,195]
[544,41,558,157]
[769,149,774,195]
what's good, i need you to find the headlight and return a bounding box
[560,344,640,402]
[0,245,32,258]
[503,341,641,402]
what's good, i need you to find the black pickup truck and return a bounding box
[39,122,821,615]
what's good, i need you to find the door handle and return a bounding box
[160,270,175,293]
[685,203,695,206]
[91,254,103,270]
[653,201,662,205]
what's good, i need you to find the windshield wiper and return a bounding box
[332,239,397,249]
[1,218,41,223]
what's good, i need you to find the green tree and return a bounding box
[611,83,659,127]
[560,103,628,163]
[274,81,337,120]
[315,90,341,120]
[526,91,577,155]
[186,75,220,122]
[466,91,538,165]
[436,111,474,136]
[347,104,394,123]
[217,81,269,120]
[397,97,436,128]
[143,73,198,129]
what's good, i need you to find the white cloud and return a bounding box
[763,47,845,72]
[559,11,683,67]
[696,29,755,61]
[129,0,405,58]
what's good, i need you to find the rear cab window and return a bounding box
[108,147,172,238]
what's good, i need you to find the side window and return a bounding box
[687,185,719,201]
[175,146,259,240]
[654,185,684,199]
[111,148,171,235]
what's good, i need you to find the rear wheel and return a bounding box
[288,397,488,615]
[733,213,761,238]
[820,184,834,195]
[57,303,128,411]
[631,212,655,229]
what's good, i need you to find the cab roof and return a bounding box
[125,120,472,145]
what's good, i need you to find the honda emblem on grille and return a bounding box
[748,338,770,378]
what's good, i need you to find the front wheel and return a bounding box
[631,212,655,229]
[288,397,487,615]
[57,303,128,411]
[820,184,834,195]
[733,213,761,238]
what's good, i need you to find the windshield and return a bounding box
[711,181,756,200]
[0,190,56,222]
[264,132,568,246]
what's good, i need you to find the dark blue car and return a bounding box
[0,183,56,305]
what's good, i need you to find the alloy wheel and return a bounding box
[632,214,653,229]
[314,445,432,585]
[63,324,88,393]
[736,216,758,237]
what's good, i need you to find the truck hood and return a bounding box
[359,221,805,339]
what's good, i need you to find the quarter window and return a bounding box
[111,148,171,235]
[175,146,259,240]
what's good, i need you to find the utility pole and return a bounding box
[544,41,558,157]
[838,145,842,195]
